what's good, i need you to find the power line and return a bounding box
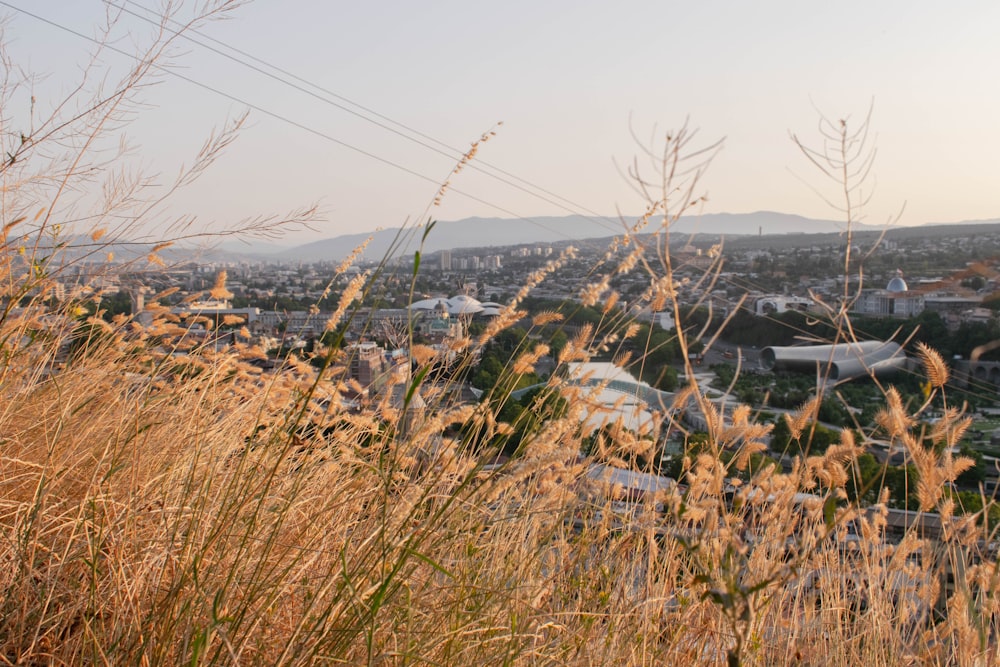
[12,3,995,403]
[115,1,622,225]
[0,1,623,255]
[107,0,627,238]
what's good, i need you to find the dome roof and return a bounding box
[887,270,908,293]
[447,295,484,315]
[410,297,450,311]
[409,295,484,315]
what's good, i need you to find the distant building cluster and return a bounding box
[436,249,503,272]
[509,246,553,258]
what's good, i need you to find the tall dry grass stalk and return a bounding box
[1,11,999,665]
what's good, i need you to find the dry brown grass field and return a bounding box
[1,3,999,665]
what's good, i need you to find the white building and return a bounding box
[851,270,925,318]
[754,295,814,316]
[561,362,665,435]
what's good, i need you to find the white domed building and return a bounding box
[408,295,503,340]
[852,270,925,318]
[886,269,908,293]
[409,295,489,317]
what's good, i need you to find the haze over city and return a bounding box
[7,0,1000,245]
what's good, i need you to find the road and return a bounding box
[699,340,762,369]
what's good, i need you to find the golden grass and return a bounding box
[3,248,1000,665]
[1,12,999,663]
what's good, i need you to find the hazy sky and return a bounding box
[7,1,1000,243]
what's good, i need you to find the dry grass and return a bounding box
[6,328,997,665]
[2,7,1000,665]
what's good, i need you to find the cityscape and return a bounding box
[35,217,1000,515]
[6,1,1000,664]
[10,210,1000,662]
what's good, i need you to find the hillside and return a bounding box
[271,211,869,262]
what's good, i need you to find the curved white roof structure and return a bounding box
[760,340,906,383]
[409,295,485,316]
[409,297,450,311]
[447,295,485,315]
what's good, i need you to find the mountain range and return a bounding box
[54,212,1000,265]
[267,211,879,263]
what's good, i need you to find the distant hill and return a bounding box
[39,213,1000,266]
[271,211,874,263]
[892,220,1000,239]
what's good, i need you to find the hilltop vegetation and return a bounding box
[3,5,1000,666]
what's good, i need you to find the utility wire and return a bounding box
[0,1,622,255]
[112,0,623,233]
[10,3,995,403]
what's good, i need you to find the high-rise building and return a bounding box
[440,250,452,271]
[349,342,385,387]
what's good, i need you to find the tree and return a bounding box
[470,385,569,458]
[961,275,986,290]
[100,290,133,321]
[847,453,884,505]
[472,355,504,391]
[769,416,838,455]
[817,398,850,428]
[547,329,568,361]
[651,365,678,391]
[770,416,792,454]
[884,464,920,508]
[956,444,986,488]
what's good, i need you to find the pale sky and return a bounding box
[7,1,1000,244]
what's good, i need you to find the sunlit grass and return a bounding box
[1,8,999,664]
